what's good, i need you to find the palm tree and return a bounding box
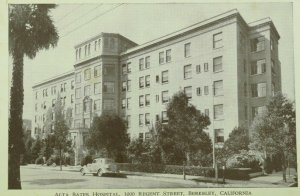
[9,4,58,189]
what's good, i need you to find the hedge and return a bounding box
[116,163,258,180]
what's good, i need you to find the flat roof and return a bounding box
[32,70,74,89]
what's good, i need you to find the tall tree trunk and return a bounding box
[186,151,190,166]
[8,50,24,189]
[59,148,62,171]
[282,152,287,182]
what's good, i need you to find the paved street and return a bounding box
[21,165,295,189]
[20,165,206,189]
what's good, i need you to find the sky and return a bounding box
[18,3,294,120]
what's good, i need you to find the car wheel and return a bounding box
[80,168,85,176]
[97,169,103,177]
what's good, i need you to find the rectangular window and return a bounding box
[213,32,223,49]
[103,99,115,110]
[162,91,169,103]
[204,63,209,72]
[127,80,131,91]
[214,104,223,120]
[74,120,81,128]
[213,56,223,72]
[103,82,115,93]
[122,64,127,75]
[214,80,223,96]
[271,59,275,74]
[196,65,201,73]
[184,86,192,99]
[52,99,56,107]
[75,88,81,99]
[184,43,191,57]
[184,64,192,79]
[244,105,248,120]
[84,68,91,80]
[196,87,202,96]
[35,103,38,111]
[127,63,131,73]
[156,75,160,83]
[139,114,144,126]
[205,109,209,117]
[162,111,168,123]
[251,83,267,97]
[94,82,101,94]
[145,113,150,125]
[272,83,275,96]
[159,52,164,64]
[251,36,265,52]
[71,95,74,104]
[251,59,266,75]
[75,103,82,114]
[83,100,90,113]
[94,65,101,77]
[252,106,266,119]
[139,95,144,107]
[145,94,150,106]
[162,70,168,84]
[122,99,126,109]
[145,75,150,87]
[145,56,150,69]
[204,86,209,95]
[84,118,90,128]
[127,98,131,109]
[76,72,81,83]
[244,82,247,96]
[122,81,126,91]
[139,76,144,88]
[139,58,144,71]
[94,99,101,111]
[127,115,131,128]
[84,85,90,96]
[156,95,159,103]
[166,49,171,62]
[71,81,74,90]
[215,129,224,143]
[139,133,144,141]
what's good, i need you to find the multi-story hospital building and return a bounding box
[32,9,281,164]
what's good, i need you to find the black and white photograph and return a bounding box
[4,1,298,194]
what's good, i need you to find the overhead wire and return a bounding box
[55,4,82,24]
[60,3,124,38]
[59,4,104,33]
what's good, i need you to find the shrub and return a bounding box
[35,156,44,165]
[226,150,262,171]
[46,157,55,166]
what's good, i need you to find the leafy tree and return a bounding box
[8,4,58,188]
[52,94,71,171]
[158,91,212,165]
[249,93,296,181]
[87,114,129,162]
[21,129,34,164]
[127,126,162,164]
[30,136,43,162]
[39,135,55,161]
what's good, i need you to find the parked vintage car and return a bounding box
[80,158,119,176]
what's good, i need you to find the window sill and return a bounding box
[214,94,224,97]
[214,118,224,121]
[250,73,265,77]
[214,70,223,73]
[213,46,224,50]
[162,82,169,85]
[250,49,265,53]
[184,77,192,80]
[251,96,267,99]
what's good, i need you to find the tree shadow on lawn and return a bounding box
[25,178,86,185]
